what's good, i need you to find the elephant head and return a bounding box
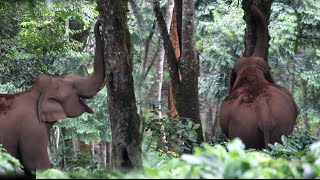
[219,5,297,150]
[35,21,105,123]
[228,56,275,94]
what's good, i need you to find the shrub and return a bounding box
[263,129,320,159]
[0,145,24,177]
[35,138,320,179]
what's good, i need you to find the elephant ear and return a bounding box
[265,69,275,84]
[37,91,67,123]
[228,69,237,93]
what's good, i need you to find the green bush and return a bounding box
[144,115,200,155]
[263,129,320,159]
[36,138,320,179]
[0,145,24,176]
[36,169,70,179]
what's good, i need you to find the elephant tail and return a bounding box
[263,128,271,150]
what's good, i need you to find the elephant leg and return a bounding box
[229,125,264,150]
[19,136,51,174]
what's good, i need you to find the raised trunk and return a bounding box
[242,1,273,60]
[250,5,268,59]
[71,22,105,98]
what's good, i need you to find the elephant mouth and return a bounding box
[80,97,93,113]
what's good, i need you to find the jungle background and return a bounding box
[0,0,320,178]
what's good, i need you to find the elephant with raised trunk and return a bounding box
[219,5,298,150]
[0,20,105,174]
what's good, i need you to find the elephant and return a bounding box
[0,20,105,175]
[219,5,298,150]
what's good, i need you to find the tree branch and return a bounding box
[152,0,180,85]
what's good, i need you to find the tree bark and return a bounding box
[72,131,78,158]
[152,0,204,144]
[168,8,180,117]
[204,99,218,142]
[97,0,142,171]
[178,0,203,143]
[156,0,174,118]
[101,141,107,167]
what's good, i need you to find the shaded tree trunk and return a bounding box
[72,131,78,158]
[97,0,142,171]
[204,98,224,142]
[60,128,69,169]
[156,0,174,118]
[204,99,216,142]
[301,79,309,130]
[101,141,107,167]
[168,7,180,117]
[178,0,203,143]
[242,0,273,60]
[152,0,204,145]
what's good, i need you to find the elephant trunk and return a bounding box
[251,5,268,59]
[72,21,105,98]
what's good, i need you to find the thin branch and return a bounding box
[143,38,161,82]
[142,20,156,74]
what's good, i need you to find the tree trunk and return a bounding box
[156,0,174,118]
[242,0,273,60]
[168,8,180,117]
[177,0,203,143]
[301,79,309,130]
[101,141,107,167]
[61,128,68,168]
[204,100,213,142]
[154,0,174,152]
[152,0,204,145]
[213,100,224,139]
[106,141,112,167]
[97,0,142,171]
[72,130,79,158]
[204,99,218,142]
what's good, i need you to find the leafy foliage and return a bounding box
[50,88,110,169]
[144,115,200,155]
[0,0,98,88]
[36,138,320,179]
[0,145,23,176]
[269,0,320,134]
[263,129,320,159]
[197,0,245,100]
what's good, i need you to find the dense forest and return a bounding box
[0,0,320,179]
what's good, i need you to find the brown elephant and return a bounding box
[0,20,105,175]
[219,5,298,150]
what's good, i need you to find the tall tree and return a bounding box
[168,3,181,117]
[152,0,204,145]
[97,0,143,171]
[156,0,174,119]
